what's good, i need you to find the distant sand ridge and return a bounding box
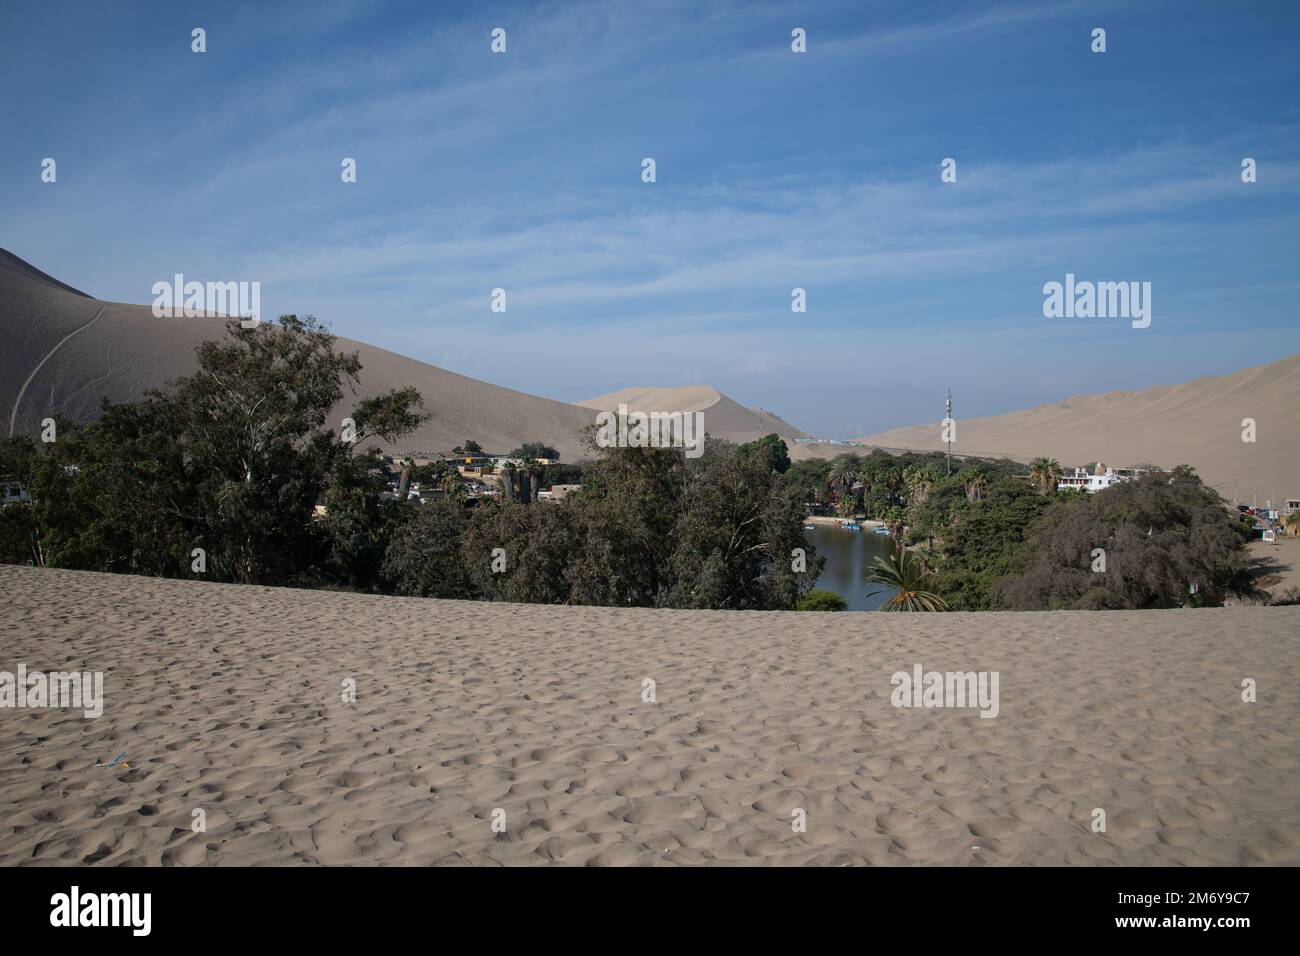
[857,355,1300,502]
[3,247,1296,495]
[0,250,804,462]
[579,385,807,448]
[1,566,1297,866]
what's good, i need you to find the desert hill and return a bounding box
[857,355,1300,503]
[578,385,808,447]
[6,248,1294,498]
[1,250,822,462]
[0,250,600,461]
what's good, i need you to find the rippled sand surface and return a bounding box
[2,565,1296,866]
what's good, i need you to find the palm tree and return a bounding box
[828,456,857,504]
[883,507,907,544]
[867,546,950,611]
[903,465,937,506]
[856,470,873,516]
[438,464,464,496]
[498,461,519,502]
[884,469,904,507]
[961,469,987,503]
[902,466,922,505]
[526,459,546,504]
[396,456,414,501]
[1029,457,1062,494]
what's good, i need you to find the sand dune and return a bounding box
[856,356,1300,500]
[2,565,1296,866]
[0,251,586,462]
[1,249,822,462]
[5,246,1296,492]
[580,385,808,446]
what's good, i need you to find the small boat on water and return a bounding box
[803,524,816,531]
[842,522,861,530]
[872,526,891,535]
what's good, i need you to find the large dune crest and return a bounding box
[857,355,1300,500]
[0,251,590,460]
[0,249,821,461]
[579,385,808,446]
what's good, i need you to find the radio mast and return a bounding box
[945,388,953,476]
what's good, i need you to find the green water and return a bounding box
[803,523,899,611]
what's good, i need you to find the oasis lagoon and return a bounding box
[803,522,899,611]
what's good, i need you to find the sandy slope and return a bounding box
[579,385,808,446]
[5,245,1296,492]
[856,356,1300,499]
[0,250,589,462]
[1,565,1296,866]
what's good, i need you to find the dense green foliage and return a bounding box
[737,433,791,475]
[796,588,848,611]
[540,462,584,486]
[0,316,424,587]
[381,496,473,598]
[782,448,1021,520]
[867,546,949,611]
[927,477,1055,610]
[1,319,818,610]
[776,444,1252,611]
[0,317,1254,612]
[449,437,819,608]
[509,441,559,460]
[994,467,1252,609]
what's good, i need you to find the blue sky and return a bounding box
[2,0,1298,436]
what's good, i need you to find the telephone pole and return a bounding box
[945,388,953,476]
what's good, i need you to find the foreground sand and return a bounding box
[1,565,1297,866]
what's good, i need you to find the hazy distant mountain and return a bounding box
[857,356,1300,504]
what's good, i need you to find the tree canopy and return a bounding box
[995,467,1252,609]
[1,316,425,587]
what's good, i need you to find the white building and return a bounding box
[1057,464,1128,494]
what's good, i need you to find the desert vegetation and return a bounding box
[0,317,818,611]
